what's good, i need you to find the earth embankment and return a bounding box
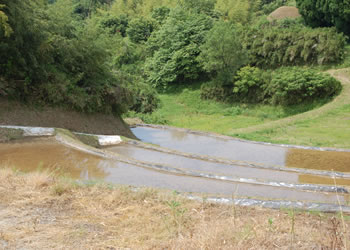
[0,98,135,138]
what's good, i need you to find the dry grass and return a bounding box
[0,168,350,249]
[268,6,301,20]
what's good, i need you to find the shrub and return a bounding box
[126,17,154,43]
[201,67,342,106]
[266,67,342,105]
[200,81,233,102]
[126,111,168,125]
[129,81,160,113]
[151,6,170,25]
[100,14,129,36]
[232,66,269,103]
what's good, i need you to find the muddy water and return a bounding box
[0,138,112,179]
[1,137,349,204]
[287,149,350,172]
[132,127,350,172]
[299,175,350,186]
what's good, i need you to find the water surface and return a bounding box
[132,126,350,172]
[1,138,348,204]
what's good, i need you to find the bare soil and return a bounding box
[268,6,301,20]
[0,98,135,138]
[0,168,349,249]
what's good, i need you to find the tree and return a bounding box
[215,0,260,24]
[0,0,132,114]
[296,0,350,35]
[199,21,248,85]
[126,17,154,43]
[145,7,213,88]
[0,4,12,37]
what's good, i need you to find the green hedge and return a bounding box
[201,67,342,106]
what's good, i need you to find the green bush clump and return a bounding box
[129,81,160,113]
[126,17,154,44]
[232,66,269,103]
[200,82,233,102]
[126,111,168,125]
[201,67,342,106]
[242,25,346,68]
[266,67,342,105]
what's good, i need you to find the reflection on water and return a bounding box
[287,149,350,173]
[1,137,350,203]
[132,126,350,173]
[0,138,111,179]
[108,144,350,187]
[106,144,300,183]
[169,128,189,141]
[132,127,288,166]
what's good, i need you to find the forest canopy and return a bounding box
[0,0,347,114]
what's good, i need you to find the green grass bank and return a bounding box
[126,68,350,149]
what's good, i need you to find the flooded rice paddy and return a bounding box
[131,126,350,172]
[1,125,350,209]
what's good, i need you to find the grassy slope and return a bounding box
[0,168,349,249]
[132,68,349,148]
[231,68,350,148]
[137,85,328,135]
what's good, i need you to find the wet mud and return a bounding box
[287,148,350,172]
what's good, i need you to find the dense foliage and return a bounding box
[232,66,268,102]
[296,0,350,36]
[266,68,342,105]
[0,4,11,37]
[145,8,213,89]
[0,0,347,117]
[199,21,248,85]
[242,22,346,67]
[201,66,341,106]
[0,0,132,114]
